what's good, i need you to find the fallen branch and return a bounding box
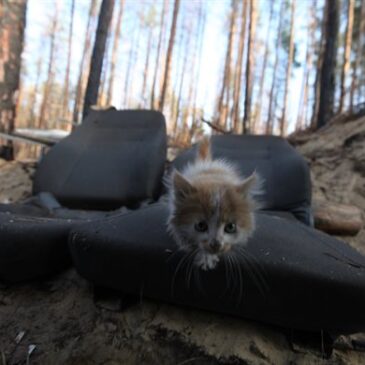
[201,118,232,134]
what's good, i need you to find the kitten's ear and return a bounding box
[197,137,212,161]
[172,170,195,200]
[236,171,257,198]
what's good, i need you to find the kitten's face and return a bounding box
[169,172,255,267]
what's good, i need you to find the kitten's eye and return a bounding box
[194,221,208,232]
[224,223,236,234]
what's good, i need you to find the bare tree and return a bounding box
[338,0,354,112]
[253,0,274,132]
[242,0,257,134]
[0,0,27,159]
[191,4,206,131]
[141,22,154,107]
[317,0,339,129]
[106,0,124,106]
[83,0,115,119]
[310,2,327,128]
[123,23,140,107]
[38,6,58,128]
[217,0,237,129]
[296,0,316,131]
[173,22,192,135]
[159,0,180,112]
[29,55,42,126]
[266,0,284,134]
[280,0,296,136]
[151,0,168,109]
[231,0,247,132]
[350,0,365,109]
[72,0,98,123]
[62,0,75,120]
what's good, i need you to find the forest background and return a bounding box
[0,0,364,158]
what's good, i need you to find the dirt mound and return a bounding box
[0,159,34,204]
[290,115,365,255]
[0,120,365,364]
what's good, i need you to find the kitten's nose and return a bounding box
[209,239,221,252]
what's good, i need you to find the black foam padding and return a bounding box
[69,203,365,333]
[33,109,167,210]
[0,212,73,283]
[172,135,312,225]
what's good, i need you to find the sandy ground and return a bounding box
[0,117,365,364]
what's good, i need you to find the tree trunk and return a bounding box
[296,0,316,131]
[72,0,97,123]
[62,0,75,120]
[151,0,168,109]
[123,24,139,107]
[266,0,284,135]
[83,0,115,119]
[141,26,153,107]
[338,0,354,113]
[38,7,58,129]
[350,0,365,110]
[106,0,124,106]
[0,0,27,160]
[159,0,180,112]
[317,0,339,129]
[29,55,42,127]
[253,0,274,133]
[191,4,206,131]
[98,16,114,106]
[217,0,236,129]
[280,0,296,137]
[174,26,192,136]
[242,0,257,134]
[310,1,327,128]
[231,1,248,133]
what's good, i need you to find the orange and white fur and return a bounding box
[167,138,258,270]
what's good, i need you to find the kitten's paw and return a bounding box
[196,253,219,271]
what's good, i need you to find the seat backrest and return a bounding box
[33,109,167,210]
[171,135,312,225]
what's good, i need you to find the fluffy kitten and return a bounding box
[167,137,258,270]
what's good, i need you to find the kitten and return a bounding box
[167,137,258,271]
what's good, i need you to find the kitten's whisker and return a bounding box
[223,255,230,294]
[171,250,192,298]
[227,254,238,296]
[194,260,206,295]
[230,253,244,305]
[166,247,186,263]
[186,248,199,290]
[235,248,269,293]
[233,249,268,297]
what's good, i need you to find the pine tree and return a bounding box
[72,0,98,123]
[38,6,58,128]
[280,0,296,136]
[266,0,284,134]
[0,0,27,159]
[106,0,125,106]
[159,0,180,112]
[338,0,354,112]
[242,0,257,134]
[317,0,339,128]
[83,0,115,119]
[62,0,75,120]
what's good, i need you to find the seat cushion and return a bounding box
[171,135,312,225]
[33,109,167,210]
[0,212,73,283]
[69,203,365,333]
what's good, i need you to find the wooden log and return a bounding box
[313,200,363,236]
